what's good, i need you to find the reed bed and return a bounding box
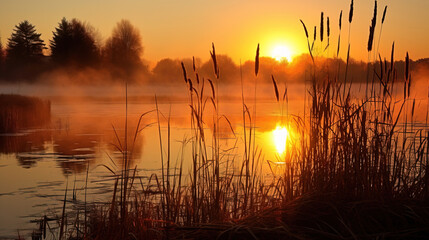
[0,94,51,133]
[35,2,429,239]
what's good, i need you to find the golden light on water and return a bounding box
[271,45,293,62]
[272,125,289,155]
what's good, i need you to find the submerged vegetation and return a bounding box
[9,1,429,240]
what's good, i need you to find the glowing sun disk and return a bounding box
[272,126,289,155]
[271,45,293,62]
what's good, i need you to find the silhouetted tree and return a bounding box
[50,18,99,67]
[103,19,143,76]
[6,20,45,64]
[200,55,239,83]
[152,58,182,82]
[50,18,72,62]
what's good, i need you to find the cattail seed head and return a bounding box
[188,78,193,92]
[300,19,309,38]
[255,43,260,76]
[313,26,317,42]
[210,43,219,79]
[367,26,374,51]
[390,42,395,70]
[271,75,279,102]
[192,56,196,72]
[349,0,354,23]
[367,0,377,52]
[181,62,187,83]
[320,12,324,42]
[382,6,387,24]
[405,52,409,81]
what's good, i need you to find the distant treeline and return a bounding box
[0,18,146,82]
[0,18,427,85]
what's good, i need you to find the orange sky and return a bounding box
[0,0,428,64]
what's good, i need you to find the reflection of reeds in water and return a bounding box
[43,2,429,239]
[0,94,50,133]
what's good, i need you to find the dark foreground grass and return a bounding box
[172,193,429,240]
[30,2,429,240]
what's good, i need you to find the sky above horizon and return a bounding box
[0,0,428,64]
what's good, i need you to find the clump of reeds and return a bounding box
[58,2,429,239]
[0,94,51,133]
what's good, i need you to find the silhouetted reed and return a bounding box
[367,0,377,52]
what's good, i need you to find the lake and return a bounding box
[0,81,427,239]
[0,82,308,238]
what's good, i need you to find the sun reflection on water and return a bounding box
[272,125,289,155]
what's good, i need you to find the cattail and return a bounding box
[368,25,374,52]
[337,35,341,57]
[403,52,409,99]
[382,6,387,24]
[188,78,193,92]
[255,43,260,76]
[320,12,324,42]
[210,43,219,79]
[192,56,196,72]
[405,52,409,81]
[367,0,377,52]
[349,0,354,23]
[337,11,342,56]
[271,75,279,102]
[408,75,412,97]
[390,42,395,70]
[337,11,342,57]
[372,1,378,29]
[379,54,383,80]
[181,62,187,83]
[313,26,317,42]
[300,19,314,62]
[300,19,309,38]
[324,16,330,51]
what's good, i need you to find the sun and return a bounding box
[272,125,289,155]
[271,45,293,62]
